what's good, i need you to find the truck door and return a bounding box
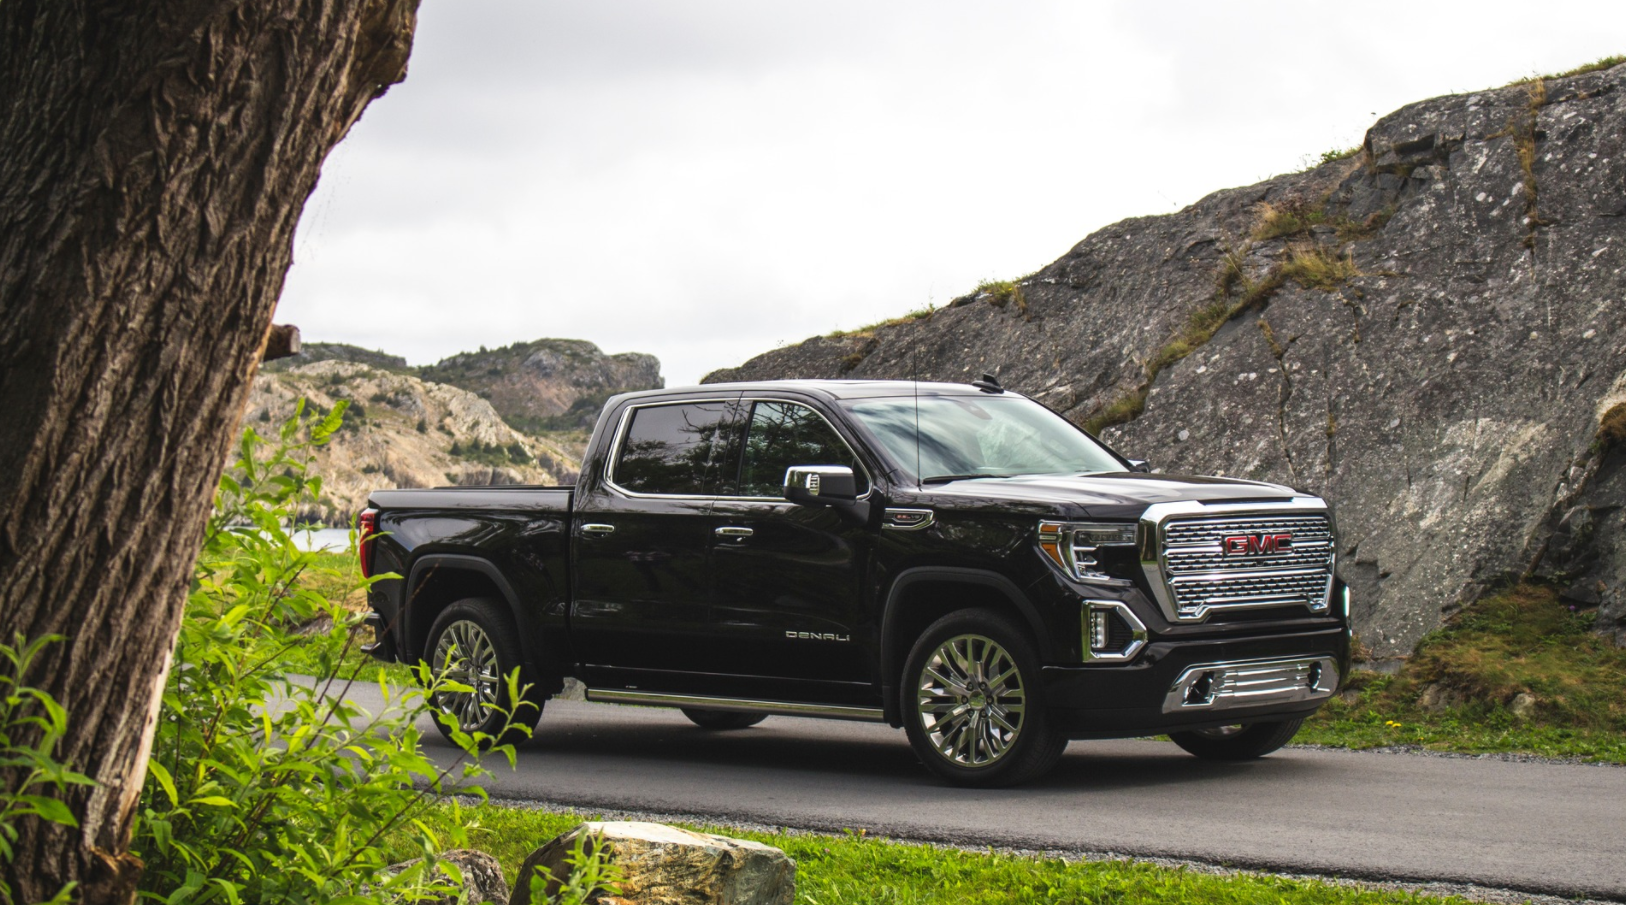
[707,399,877,700]
[571,397,737,681]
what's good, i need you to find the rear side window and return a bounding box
[614,402,733,495]
[736,401,869,498]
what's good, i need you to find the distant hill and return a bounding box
[419,338,663,432]
[249,360,580,526]
[262,341,408,373]
[247,337,663,525]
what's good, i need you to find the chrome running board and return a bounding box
[585,688,886,723]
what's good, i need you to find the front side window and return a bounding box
[613,401,732,495]
[842,395,1123,482]
[736,401,869,498]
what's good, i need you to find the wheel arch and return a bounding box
[403,554,546,674]
[879,566,1052,726]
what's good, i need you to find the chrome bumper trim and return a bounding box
[1161,655,1339,714]
[584,688,886,723]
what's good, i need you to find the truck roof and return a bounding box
[620,379,1007,403]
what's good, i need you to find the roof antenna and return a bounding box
[971,371,1004,394]
[912,347,922,491]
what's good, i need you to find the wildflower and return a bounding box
[1384,720,1403,729]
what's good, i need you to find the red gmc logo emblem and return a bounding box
[1223,533,1293,555]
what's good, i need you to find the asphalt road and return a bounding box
[349,689,1626,901]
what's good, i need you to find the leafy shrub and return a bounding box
[0,635,95,905]
[132,400,526,903]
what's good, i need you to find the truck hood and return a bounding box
[913,472,1308,521]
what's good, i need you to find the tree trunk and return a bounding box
[0,1,420,900]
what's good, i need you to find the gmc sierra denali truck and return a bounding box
[360,378,1350,787]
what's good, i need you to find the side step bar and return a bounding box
[584,688,885,723]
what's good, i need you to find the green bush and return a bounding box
[132,399,527,904]
[0,635,95,905]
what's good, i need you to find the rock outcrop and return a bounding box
[421,338,663,432]
[514,822,795,905]
[704,62,1626,655]
[382,849,509,905]
[247,361,578,525]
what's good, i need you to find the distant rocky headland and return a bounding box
[704,61,1626,654]
[253,338,662,526]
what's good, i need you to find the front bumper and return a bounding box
[1043,625,1349,738]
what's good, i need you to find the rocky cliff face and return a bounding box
[419,338,663,432]
[704,62,1626,654]
[247,361,580,526]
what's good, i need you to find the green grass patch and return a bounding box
[1301,583,1626,762]
[825,305,937,340]
[391,804,1472,905]
[1280,243,1358,291]
[1518,54,1626,83]
[975,279,1028,316]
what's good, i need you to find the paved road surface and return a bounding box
[348,688,1625,901]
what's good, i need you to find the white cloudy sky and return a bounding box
[277,1,1623,386]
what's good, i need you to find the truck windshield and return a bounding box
[841,395,1125,482]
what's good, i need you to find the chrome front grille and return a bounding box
[1140,499,1336,623]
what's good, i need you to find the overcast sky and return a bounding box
[276,1,1623,386]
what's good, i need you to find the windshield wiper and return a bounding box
[921,473,1012,484]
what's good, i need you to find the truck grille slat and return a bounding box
[1155,510,1335,622]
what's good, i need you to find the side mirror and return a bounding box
[1126,459,1152,474]
[783,465,860,504]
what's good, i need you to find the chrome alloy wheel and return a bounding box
[432,619,501,730]
[915,633,1026,767]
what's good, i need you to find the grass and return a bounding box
[390,804,1474,905]
[975,279,1028,316]
[825,305,937,340]
[1300,582,1626,763]
[1280,243,1359,290]
[1515,54,1626,84]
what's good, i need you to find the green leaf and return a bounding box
[148,760,179,807]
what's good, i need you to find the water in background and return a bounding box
[294,527,354,553]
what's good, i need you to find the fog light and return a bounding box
[1186,671,1217,705]
[1089,608,1109,651]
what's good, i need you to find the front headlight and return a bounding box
[1037,520,1137,581]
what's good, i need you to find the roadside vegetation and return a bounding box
[390,804,1473,905]
[1301,582,1626,763]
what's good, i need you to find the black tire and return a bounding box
[680,708,767,731]
[900,608,1068,787]
[1168,718,1305,760]
[424,598,544,749]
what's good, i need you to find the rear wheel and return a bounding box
[680,708,767,731]
[424,598,544,748]
[1169,718,1304,760]
[901,609,1067,787]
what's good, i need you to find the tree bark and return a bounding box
[0,1,419,900]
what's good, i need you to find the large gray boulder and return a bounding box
[704,61,1626,656]
[381,848,509,905]
[512,821,795,905]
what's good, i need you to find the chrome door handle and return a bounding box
[581,523,616,536]
[714,526,754,538]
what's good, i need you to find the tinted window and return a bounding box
[842,395,1123,481]
[737,401,869,498]
[614,402,732,495]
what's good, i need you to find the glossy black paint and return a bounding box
[364,379,1352,742]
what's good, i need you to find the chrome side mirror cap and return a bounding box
[1127,459,1152,474]
[783,465,859,504]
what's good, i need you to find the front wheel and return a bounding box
[1168,718,1304,760]
[424,598,544,749]
[901,609,1067,787]
[680,709,767,731]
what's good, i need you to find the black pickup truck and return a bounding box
[360,378,1350,786]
